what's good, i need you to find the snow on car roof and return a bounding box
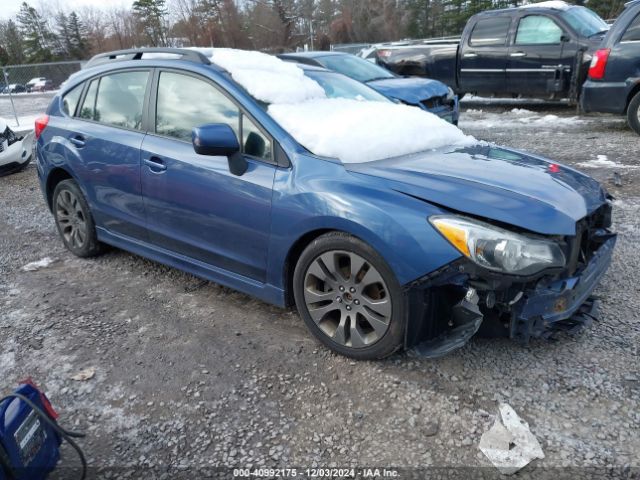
[520,1,570,10]
[190,47,475,163]
[190,47,326,104]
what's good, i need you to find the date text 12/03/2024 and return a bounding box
[233,468,400,477]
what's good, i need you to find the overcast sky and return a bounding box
[1,0,134,20]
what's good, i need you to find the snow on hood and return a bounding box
[188,48,476,163]
[0,117,7,132]
[190,47,326,104]
[268,99,475,163]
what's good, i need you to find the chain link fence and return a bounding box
[1,61,83,92]
[1,61,83,132]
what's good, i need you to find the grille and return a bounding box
[421,95,446,110]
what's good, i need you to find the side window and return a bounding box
[94,71,149,130]
[469,17,512,46]
[79,79,98,120]
[242,114,272,161]
[62,84,83,116]
[156,71,240,141]
[621,12,640,42]
[516,16,563,45]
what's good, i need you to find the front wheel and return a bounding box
[293,232,405,360]
[627,91,640,135]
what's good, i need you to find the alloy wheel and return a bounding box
[303,250,392,348]
[55,189,87,250]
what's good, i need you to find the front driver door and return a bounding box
[140,70,276,282]
[507,14,577,96]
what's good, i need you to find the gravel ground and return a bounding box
[1,97,639,479]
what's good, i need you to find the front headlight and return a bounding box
[446,86,455,101]
[430,215,565,275]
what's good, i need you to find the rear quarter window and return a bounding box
[621,12,640,42]
[469,17,512,46]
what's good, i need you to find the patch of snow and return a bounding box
[520,1,570,10]
[269,98,476,163]
[510,108,535,115]
[576,155,640,169]
[0,340,16,378]
[190,47,326,104]
[461,109,584,129]
[22,257,57,271]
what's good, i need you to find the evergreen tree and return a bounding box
[56,12,72,57]
[16,2,57,62]
[68,12,90,59]
[0,20,25,65]
[132,0,168,46]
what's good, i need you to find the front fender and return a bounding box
[267,154,462,289]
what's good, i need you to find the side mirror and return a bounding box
[192,123,247,176]
[560,34,570,43]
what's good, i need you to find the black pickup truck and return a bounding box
[371,1,610,102]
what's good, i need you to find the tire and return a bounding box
[52,179,103,257]
[627,91,640,136]
[293,232,405,360]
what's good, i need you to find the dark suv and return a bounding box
[581,0,640,134]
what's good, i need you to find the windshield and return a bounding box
[303,70,391,102]
[560,6,608,37]
[316,55,395,83]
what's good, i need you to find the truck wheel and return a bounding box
[52,179,103,257]
[627,91,640,135]
[293,232,405,360]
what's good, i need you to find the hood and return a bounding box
[366,77,449,105]
[345,145,608,236]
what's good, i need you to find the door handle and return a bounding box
[463,52,478,58]
[510,52,527,57]
[144,156,167,172]
[69,135,85,147]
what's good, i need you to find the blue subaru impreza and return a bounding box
[35,48,615,359]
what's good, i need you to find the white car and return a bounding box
[0,117,33,176]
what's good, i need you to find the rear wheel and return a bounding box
[52,179,103,257]
[627,91,640,135]
[293,232,405,360]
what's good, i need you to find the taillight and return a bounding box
[377,49,392,59]
[34,114,49,139]
[588,48,610,80]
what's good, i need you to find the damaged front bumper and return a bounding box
[406,233,617,358]
[511,235,615,342]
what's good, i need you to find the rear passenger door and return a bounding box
[140,70,276,282]
[459,16,512,94]
[67,69,151,240]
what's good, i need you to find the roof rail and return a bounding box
[625,0,640,7]
[85,48,211,68]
